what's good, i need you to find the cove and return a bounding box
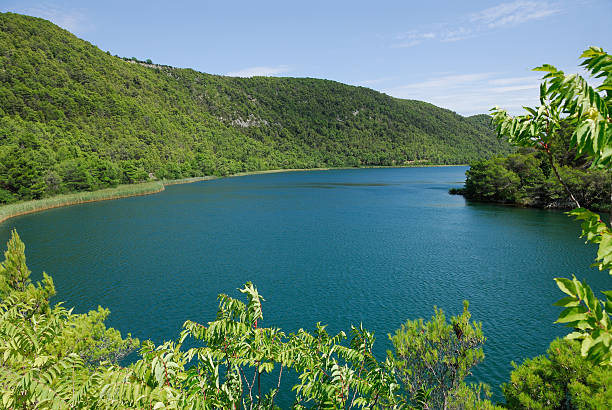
[0,166,607,403]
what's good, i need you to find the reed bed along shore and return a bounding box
[0,181,165,224]
[161,176,218,186]
[0,170,301,224]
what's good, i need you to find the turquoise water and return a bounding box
[1,167,609,403]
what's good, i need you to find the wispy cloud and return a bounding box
[226,65,291,77]
[390,73,499,90]
[439,27,475,43]
[12,3,91,34]
[384,72,542,115]
[489,84,538,93]
[391,1,562,48]
[470,1,561,28]
[357,77,397,86]
[392,31,437,48]
[487,75,542,85]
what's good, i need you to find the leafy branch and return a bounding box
[491,47,612,365]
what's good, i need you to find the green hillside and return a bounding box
[0,12,511,203]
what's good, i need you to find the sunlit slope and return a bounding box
[0,12,511,202]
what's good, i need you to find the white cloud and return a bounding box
[390,73,499,91]
[439,27,475,43]
[489,84,538,93]
[392,27,477,47]
[226,65,290,77]
[357,77,396,86]
[384,72,542,116]
[470,1,561,28]
[392,30,438,48]
[14,3,91,34]
[391,1,562,48]
[392,39,423,49]
[487,75,541,85]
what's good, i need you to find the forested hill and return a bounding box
[0,12,511,203]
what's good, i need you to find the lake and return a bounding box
[0,166,608,403]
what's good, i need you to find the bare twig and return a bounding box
[543,146,580,208]
[238,366,253,405]
[543,109,580,208]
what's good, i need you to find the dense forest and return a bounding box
[452,109,610,211]
[0,12,512,203]
[454,149,610,211]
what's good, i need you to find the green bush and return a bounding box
[389,301,491,409]
[502,339,612,409]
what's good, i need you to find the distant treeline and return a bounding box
[0,12,511,203]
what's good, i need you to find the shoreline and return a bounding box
[0,181,165,225]
[0,164,466,225]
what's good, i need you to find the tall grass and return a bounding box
[161,176,218,186]
[0,181,164,224]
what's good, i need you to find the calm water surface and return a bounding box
[1,167,609,403]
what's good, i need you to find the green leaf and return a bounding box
[533,64,559,73]
[584,284,600,312]
[553,296,580,307]
[581,335,594,356]
[556,306,588,324]
[554,278,577,297]
[573,276,586,300]
[596,233,612,272]
[605,300,612,315]
[566,331,585,340]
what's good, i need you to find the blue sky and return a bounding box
[3,0,611,115]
